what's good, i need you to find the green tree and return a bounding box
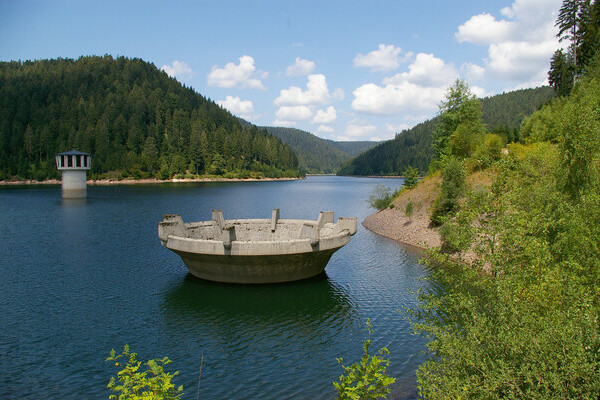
[558,74,600,199]
[432,79,485,162]
[579,0,600,69]
[141,136,158,173]
[448,121,485,158]
[548,49,576,96]
[556,0,589,72]
[23,124,34,161]
[208,153,226,175]
[403,166,420,189]
[519,96,566,143]
[473,133,504,170]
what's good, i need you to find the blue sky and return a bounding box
[1,0,563,141]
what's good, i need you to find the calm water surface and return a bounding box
[0,176,430,399]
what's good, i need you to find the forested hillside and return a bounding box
[261,126,379,173]
[262,126,349,173]
[0,56,300,180]
[337,86,555,176]
[481,86,556,132]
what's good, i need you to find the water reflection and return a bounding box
[162,272,356,329]
[60,197,88,206]
[160,273,358,399]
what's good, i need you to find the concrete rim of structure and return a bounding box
[158,209,357,284]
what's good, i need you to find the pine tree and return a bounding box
[549,49,576,96]
[555,0,589,75]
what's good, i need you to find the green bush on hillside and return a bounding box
[430,158,466,226]
[367,184,400,210]
[402,166,420,189]
[473,133,504,170]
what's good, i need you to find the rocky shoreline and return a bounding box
[362,175,442,251]
[0,177,303,186]
[363,172,490,265]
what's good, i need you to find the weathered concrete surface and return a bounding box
[56,150,92,198]
[60,170,88,198]
[158,209,357,284]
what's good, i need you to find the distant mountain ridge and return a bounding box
[260,126,379,173]
[338,86,555,176]
[324,140,380,158]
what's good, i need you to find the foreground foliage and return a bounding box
[333,320,396,399]
[106,345,183,400]
[410,52,600,399]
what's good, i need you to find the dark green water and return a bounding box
[0,176,430,399]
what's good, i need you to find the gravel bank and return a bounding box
[362,175,441,250]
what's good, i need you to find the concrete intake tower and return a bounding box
[55,150,92,198]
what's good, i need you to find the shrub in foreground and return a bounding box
[333,320,396,399]
[106,345,183,400]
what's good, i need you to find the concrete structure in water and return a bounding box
[158,209,357,284]
[55,150,92,198]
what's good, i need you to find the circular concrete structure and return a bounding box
[158,209,357,284]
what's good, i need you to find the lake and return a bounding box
[0,176,430,399]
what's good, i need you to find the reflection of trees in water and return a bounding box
[162,272,356,332]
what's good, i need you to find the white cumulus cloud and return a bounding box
[470,85,487,98]
[354,44,411,71]
[352,53,457,116]
[383,53,458,87]
[456,13,514,45]
[286,57,316,76]
[216,96,255,119]
[352,81,446,115]
[461,62,486,82]
[274,74,334,106]
[312,106,337,124]
[487,40,558,83]
[346,123,377,137]
[207,55,267,89]
[317,125,334,133]
[456,0,562,85]
[161,60,193,78]
[275,105,313,121]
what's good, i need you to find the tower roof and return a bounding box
[57,150,91,156]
